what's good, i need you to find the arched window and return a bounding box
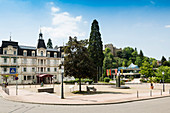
[41,51,43,56]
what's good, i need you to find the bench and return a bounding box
[38,87,54,93]
[86,86,97,92]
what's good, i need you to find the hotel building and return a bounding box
[0,32,64,84]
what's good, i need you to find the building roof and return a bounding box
[37,39,47,49]
[128,63,139,69]
[1,41,18,48]
[19,45,36,50]
[47,48,58,52]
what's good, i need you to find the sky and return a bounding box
[0,0,170,60]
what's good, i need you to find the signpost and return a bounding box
[10,68,18,95]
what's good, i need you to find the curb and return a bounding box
[1,92,170,106]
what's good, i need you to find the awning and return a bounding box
[36,74,53,78]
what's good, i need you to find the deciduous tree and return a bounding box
[64,37,96,92]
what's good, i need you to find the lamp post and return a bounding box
[61,66,64,99]
[162,71,165,92]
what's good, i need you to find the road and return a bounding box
[0,96,170,113]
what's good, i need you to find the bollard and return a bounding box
[23,84,24,89]
[169,89,170,94]
[137,90,139,98]
[150,90,152,97]
[161,89,162,95]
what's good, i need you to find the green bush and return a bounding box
[129,76,134,80]
[165,79,170,83]
[64,78,93,84]
[140,78,147,83]
[120,80,125,85]
[64,80,76,84]
[104,77,110,82]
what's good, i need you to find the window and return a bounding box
[14,58,16,63]
[41,51,43,56]
[32,68,35,72]
[32,59,36,64]
[54,53,57,58]
[14,51,16,55]
[27,76,31,80]
[4,58,7,63]
[24,76,26,80]
[32,52,35,56]
[24,68,27,72]
[54,60,56,65]
[47,53,50,57]
[24,58,27,64]
[23,51,27,56]
[41,67,43,72]
[54,68,57,72]
[47,60,50,65]
[4,68,7,72]
[41,60,43,64]
[47,68,50,72]
[4,50,7,54]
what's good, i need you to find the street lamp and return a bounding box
[61,66,64,99]
[162,71,165,92]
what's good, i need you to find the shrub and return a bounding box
[120,80,125,85]
[165,79,170,83]
[129,76,134,80]
[104,77,110,82]
[140,78,147,83]
[64,78,93,84]
[64,80,76,84]
[84,79,93,84]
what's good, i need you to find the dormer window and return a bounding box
[23,50,27,56]
[32,51,35,56]
[14,51,16,55]
[41,51,43,56]
[54,53,57,58]
[47,52,50,57]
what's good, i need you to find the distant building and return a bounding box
[157,60,162,66]
[0,31,65,84]
[105,44,122,57]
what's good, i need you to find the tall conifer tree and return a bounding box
[47,38,53,49]
[88,19,104,82]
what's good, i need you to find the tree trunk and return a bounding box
[79,77,81,92]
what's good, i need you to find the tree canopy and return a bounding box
[139,61,154,78]
[103,48,114,76]
[64,36,96,92]
[47,38,53,49]
[88,19,104,81]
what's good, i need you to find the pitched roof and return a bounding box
[19,45,36,50]
[37,39,46,49]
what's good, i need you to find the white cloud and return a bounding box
[42,5,87,45]
[51,6,60,13]
[165,25,170,28]
[150,1,155,5]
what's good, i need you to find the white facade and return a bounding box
[0,37,64,84]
